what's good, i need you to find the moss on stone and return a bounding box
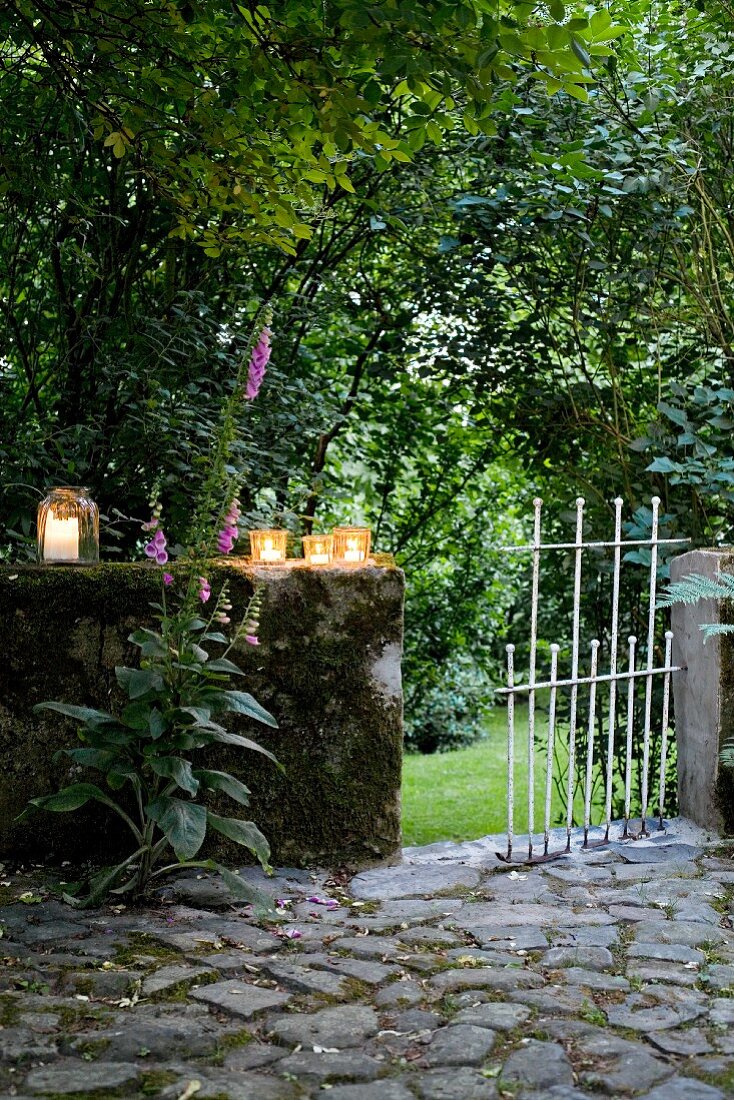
[147,970,220,1004]
[0,559,404,867]
[0,993,20,1026]
[113,934,181,968]
[204,1026,254,1064]
[73,1037,111,1059]
[140,1069,179,1095]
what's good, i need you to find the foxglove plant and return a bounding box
[23,305,280,913]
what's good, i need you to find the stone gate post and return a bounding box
[670,548,734,834]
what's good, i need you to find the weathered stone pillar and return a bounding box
[670,548,734,834]
[0,558,404,867]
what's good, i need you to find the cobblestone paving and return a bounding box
[0,830,733,1099]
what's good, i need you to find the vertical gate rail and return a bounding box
[496,497,688,865]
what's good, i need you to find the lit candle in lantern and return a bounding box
[344,537,361,562]
[332,526,372,565]
[261,537,281,562]
[38,487,99,564]
[249,529,288,564]
[44,514,80,561]
[302,533,333,566]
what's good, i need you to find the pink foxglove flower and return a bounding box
[198,576,211,603]
[245,634,259,646]
[283,929,302,940]
[163,573,174,587]
[144,524,168,565]
[217,498,241,554]
[244,326,272,401]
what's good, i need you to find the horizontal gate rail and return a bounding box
[496,496,689,865]
[495,664,681,694]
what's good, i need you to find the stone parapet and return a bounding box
[0,558,404,866]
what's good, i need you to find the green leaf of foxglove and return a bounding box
[206,658,246,677]
[207,812,270,867]
[22,782,119,815]
[192,769,250,806]
[217,866,277,918]
[214,691,278,727]
[54,747,122,771]
[128,628,167,657]
[195,728,281,767]
[149,756,199,796]
[147,796,207,860]
[33,702,117,728]
[116,666,164,699]
[122,701,151,730]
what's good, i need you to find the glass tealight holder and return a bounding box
[302,533,333,566]
[38,487,99,564]
[249,528,288,564]
[332,526,371,565]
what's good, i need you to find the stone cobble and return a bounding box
[0,832,733,1099]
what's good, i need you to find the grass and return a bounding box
[401,702,594,847]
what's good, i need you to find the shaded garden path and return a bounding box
[0,826,732,1099]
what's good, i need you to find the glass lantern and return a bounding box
[332,526,371,565]
[38,487,99,564]
[302,533,333,566]
[249,528,288,564]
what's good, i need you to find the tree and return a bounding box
[3,1,621,252]
[0,0,622,552]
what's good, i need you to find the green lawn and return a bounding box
[401,703,588,847]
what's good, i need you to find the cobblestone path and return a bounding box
[0,831,733,1099]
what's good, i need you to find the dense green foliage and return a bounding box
[3,2,734,823]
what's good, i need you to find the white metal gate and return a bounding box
[496,496,688,864]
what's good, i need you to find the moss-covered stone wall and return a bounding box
[0,558,404,867]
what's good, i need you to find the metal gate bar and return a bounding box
[495,496,688,864]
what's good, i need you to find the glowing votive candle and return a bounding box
[249,529,288,564]
[261,538,281,562]
[332,526,371,565]
[302,533,333,566]
[43,514,79,562]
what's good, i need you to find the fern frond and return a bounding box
[701,623,734,641]
[657,571,734,608]
[721,736,734,769]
